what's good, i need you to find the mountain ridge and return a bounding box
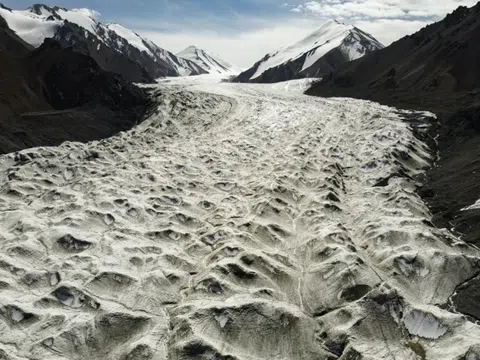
[235,19,383,83]
[177,45,242,75]
[0,3,207,81]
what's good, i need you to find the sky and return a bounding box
[3,0,479,68]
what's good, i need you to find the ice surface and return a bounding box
[0,75,479,359]
[403,310,448,339]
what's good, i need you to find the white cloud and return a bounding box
[292,0,478,19]
[293,1,407,18]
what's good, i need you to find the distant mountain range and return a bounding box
[0,4,386,85]
[235,20,383,83]
[0,4,241,82]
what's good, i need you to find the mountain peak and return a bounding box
[177,46,241,75]
[28,4,66,15]
[183,45,200,52]
[235,20,383,83]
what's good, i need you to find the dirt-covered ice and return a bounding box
[1,76,480,359]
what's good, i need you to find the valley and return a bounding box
[1,76,479,359]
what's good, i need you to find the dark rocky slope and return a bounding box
[306,3,480,319]
[52,20,206,82]
[53,21,155,83]
[0,16,151,154]
[0,14,49,116]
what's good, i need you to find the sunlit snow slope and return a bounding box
[1,76,480,359]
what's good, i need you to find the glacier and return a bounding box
[0,76,479,359]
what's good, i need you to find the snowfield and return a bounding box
[1,76,480,359]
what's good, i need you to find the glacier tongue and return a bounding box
[0,76,480,359]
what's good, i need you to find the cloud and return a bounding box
[291,0,478,20]
[292,1,406,19]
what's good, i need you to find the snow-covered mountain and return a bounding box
[177,45,241,75]
[235,20,383,83]
[0,4,206,82]
[101,24,206,77]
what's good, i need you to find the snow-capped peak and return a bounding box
[28,4,101,37]
[246,19,383,81]
[0,4,206,78]
[0,4,62,47]
[177,46,241,75]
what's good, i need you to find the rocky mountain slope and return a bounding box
[0,4,206,82]
[235,20,383,83]
[307,3,480,319]
[177,45,242,74]
[0,13,150,154]
[0,12,48,117]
